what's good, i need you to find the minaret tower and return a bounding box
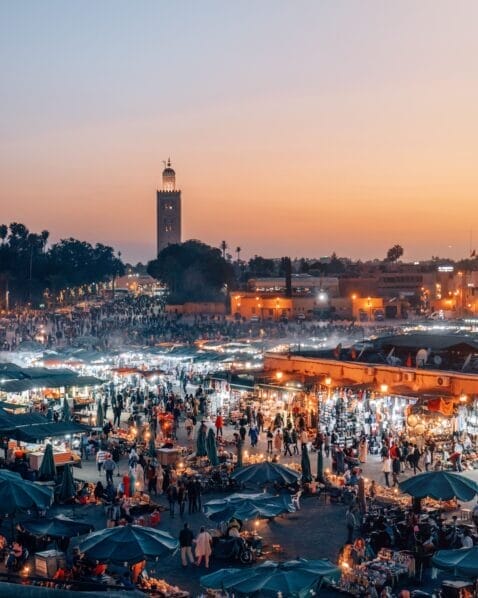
[156,159,182,255]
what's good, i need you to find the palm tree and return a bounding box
[220,240,228,259]
[0,225,7,244]
[236,246,241,262]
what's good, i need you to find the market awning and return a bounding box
[0,410,48,431]
[11,422,91,442]
[0,375,104,392]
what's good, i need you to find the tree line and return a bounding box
[0,223,124,308]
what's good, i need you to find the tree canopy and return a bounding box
[385,244,404,262]
[147,240,235,303]
[0,223,124,307]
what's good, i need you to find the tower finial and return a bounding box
[167,157,171,167]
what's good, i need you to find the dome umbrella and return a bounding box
[62,397,71,422]
[196,425,207,457]
[38,443,56,481]
[0,470,53,515]
[301,444,312,484]
[57,465,76,504]
[201,559,340,596]
[206,428,219,466]
[204,495,294,522]
[96,400,104,428]
[78,524,178,565]
[399,471,478,501]
[433,546,478,578]
[20,514,94,538]
[199,568,244,590]
[316,447,324,483]
[231,461,300,486]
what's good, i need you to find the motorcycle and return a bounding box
[211,535,258,564]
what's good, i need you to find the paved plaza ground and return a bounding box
[66,403,478,595]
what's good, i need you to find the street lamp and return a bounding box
[367,297,372,321]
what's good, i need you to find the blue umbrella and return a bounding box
[0,470,53,515]
[231,461,300,486]
[206,428,219,466]
[204,495,294,522]
[79,524,178,565]
[196,425,207,457]
[201,559,340,596]
[20,515,94,538]
[433,546,478,577]
[399,471,478,501]
[58,465,76,503]
[38,443,56,481]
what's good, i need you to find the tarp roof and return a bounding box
[0,374,104,393]
[378,333,478,352]
[10,421,90,442]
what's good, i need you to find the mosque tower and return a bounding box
[156,159,182,255]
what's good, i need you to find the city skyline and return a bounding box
[1,1,478,263]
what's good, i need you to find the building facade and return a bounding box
[156,159,181,255]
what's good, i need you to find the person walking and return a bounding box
[215,413,223,438]
[291,428,299,455]
[96,448,107,475]
[257,410,264,433]
[187,478,197,514]
[248,425,258,447]
[345,505,358,544]
[324,429,331,458]
[424,447,432,472]
[177,482,187,517]
[194,477,202,511]
[194,526,212,568]
[283,429,292,457]
[167,482,178,518]
[266,429,273,454]
[453,440,463,473]
[103,455,116,484]
[392,455,401,487]
[179,523,195,568]
[382,456,391,487]
[412,445,422,474]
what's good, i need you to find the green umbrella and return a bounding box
[433,546,478,577]
[0,470,53,514]
[148,436,156,458]
[205,494,294,522]
[196,425,207,457]
[231,462,300,486]
[316,447,324,483]
[201,559,340,596]
[301,444,312,484]
[62,397,71,422]
[38,443,56,481]
[206,428,219,466]
[399,471,478,501]
[58,465,76,504]
[200,568,243,590]
[20,515,94,538]
[96,400,104,427]
[78,524,178,565]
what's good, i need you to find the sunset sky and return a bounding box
[1,1,478,264]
